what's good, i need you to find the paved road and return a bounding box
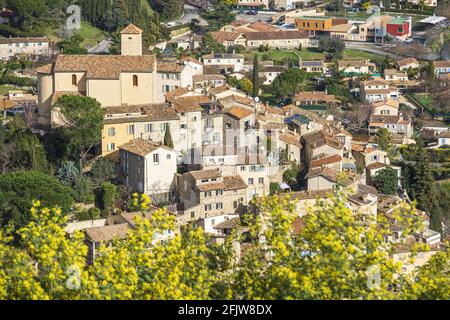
[167,4,208,27]
[235,12,275,23]
[88,38,111,54]
[345,42,402,59]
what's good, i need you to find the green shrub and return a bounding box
[100,182,117,217]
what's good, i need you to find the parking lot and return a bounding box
[234,11,276,23]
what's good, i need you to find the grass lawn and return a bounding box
[342,49,378,61]
[46,21,107,48]
[245,48,378,63]
[0,85,19,95]
[412,93,435,108]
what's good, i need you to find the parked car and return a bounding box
[246,10,258,15]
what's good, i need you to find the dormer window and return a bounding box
[133,75,138,87]
[72,74,77,86]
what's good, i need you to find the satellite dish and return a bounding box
[254,97,260,103]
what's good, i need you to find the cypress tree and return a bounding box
[252,54,259,98]
[164,125,174,149]
[412,145,436,213]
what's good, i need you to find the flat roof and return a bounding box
[419,16,447,25]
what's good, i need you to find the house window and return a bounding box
[204,191,212,197]
[216,203,223,210]
[190,211,195,218]
[107,143,115,151]
[133,75,138,86]
[233,201,238,209]
[127,125,134,135]
[248,178,254,185]
[240,166,246,171]
[71,74,77,86]
[145,124,153,132]
[216,190,223,196]
[153,153,159,164]
[259,177,264,185]
[108,127,116,136]
[166,154,171,160]
[204,204,212,211]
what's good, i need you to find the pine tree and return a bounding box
[252,54,259,98]
[163,125,174,149]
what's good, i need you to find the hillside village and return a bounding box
[0,0,449,299]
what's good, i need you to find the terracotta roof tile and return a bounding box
[226,106,253,119]
[306,167,356,187]
[164,88,189,102]
[120,23,143,34]
[311,154,342,168]
[157,62,184,73]
[210,31,243,42]
[193,74,225,83]
[397,57,418,67]
[279,132,301,147]
[294,91,338,103]
[190,169,222,180]
[85,223,130,242]
[302,130,343,150]
[223,175,248,190]
[0,36,48,45]
[36,63,53,74]
[51,91,84,105]
[244,30,308,41]
[172,96,211,112]
[53,54,155,79]
[119,138,173,157]
[143,104,179,121]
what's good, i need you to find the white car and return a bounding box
[404,38,413,43]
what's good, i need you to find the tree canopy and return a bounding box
[54,95,104,167]
[0,193,446,299]
[373,167,398,195]
[0,171,73,228]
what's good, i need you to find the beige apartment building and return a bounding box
[371,99,399,116]
[36,24,158,126]
[0,36,50,60]
[102,104,180,156]
[156,61,194,103]
[178,169,248,223]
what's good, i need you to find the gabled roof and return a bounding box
[143,104,179,121]
[214,217,240,229]
[190,169,222,180]
[85,224,130,242]
[157,62,184,73]
[181,56,202,65]
[172,96,211,113]
[164,87,190,102]
[397,57,418,67]
[223,175,248,190]
[244,30,308,41]
[306,166,356,187]
[311,154,342,168]
[36,63,53,74]
[302,130,343,150]
[209,31,243,42]
[294,91,338,103]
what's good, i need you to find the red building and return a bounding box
[386,18,411,37]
